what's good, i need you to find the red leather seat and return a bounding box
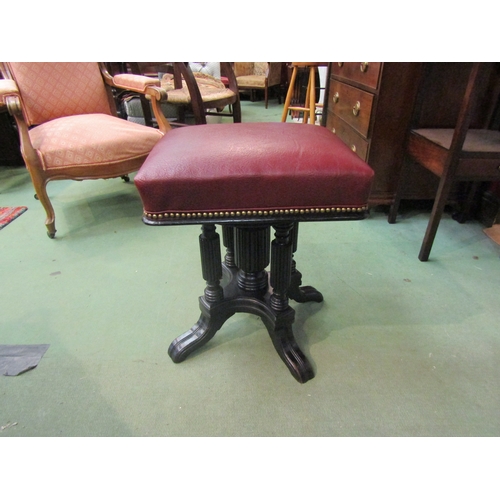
[135,122,373,222]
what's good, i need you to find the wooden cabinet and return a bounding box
[323,62,424,205]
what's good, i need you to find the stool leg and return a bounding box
[281,67,298,122]
[288,223,324,303]
[270,223,293,311]
[200,224,224,303]
[303,76,311,124]
[309,67,317,125]
[222,225,236,268]
[267,223,314,383]
[168,224,227,362]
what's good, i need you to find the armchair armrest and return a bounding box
[112,73,160,93]
[0,78,22,114]
[99,63,171,133]
[0,77,37,165]
[112,73,170,133]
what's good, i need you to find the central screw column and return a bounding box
[234,225,270,293]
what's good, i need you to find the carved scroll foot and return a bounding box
[288,268,323,303]
[265,309,315,383]
[168,297,234,363]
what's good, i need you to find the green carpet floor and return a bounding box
[1,100,499,438]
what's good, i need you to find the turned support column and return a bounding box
[234,225,270,293]
[221,225,236,268]
[200,224,224,303]
[270,222,294,311]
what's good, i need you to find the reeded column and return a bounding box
[290,222,299,275]
[199,224,223,303]
[234,226,270,292]
[270,223,294,311]
[221,225,236,268]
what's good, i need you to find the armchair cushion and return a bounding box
[235,75,267,89]
[29,113,163,170]
[160,72,235,104]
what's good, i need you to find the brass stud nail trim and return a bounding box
[144,206,369,220]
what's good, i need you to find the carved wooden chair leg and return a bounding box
[419,171,455,262]
[30,173,56,238]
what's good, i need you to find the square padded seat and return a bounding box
[135,122,374,383]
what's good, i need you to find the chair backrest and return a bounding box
[233,62,255,77]
[234,62,281,83]
[4,62,112,126]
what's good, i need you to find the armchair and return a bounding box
[124,62,241,126]
[0,62,169,238]
[233,62,282,108]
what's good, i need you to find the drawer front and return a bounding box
[328,79,374,139]
[326,112,369,161]
[331,62,382,90]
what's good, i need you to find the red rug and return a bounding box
[0,206,28,229]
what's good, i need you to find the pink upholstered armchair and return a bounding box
[233,62,283,108]
[0,62,170,238]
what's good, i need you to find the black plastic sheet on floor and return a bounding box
[0,344,50,376]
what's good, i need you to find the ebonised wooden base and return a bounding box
[167,222,323,383]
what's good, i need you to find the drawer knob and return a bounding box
[351,144,357,152]
[360,62,369,73]
[352,101,361,116]
[332,92,339,104]
[337,62,343,67]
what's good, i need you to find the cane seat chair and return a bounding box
[0,62,169,238]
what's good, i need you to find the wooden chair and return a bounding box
[281,63,328,124]
[0,62,169,238]
[388,62,500,261]
[127,62,241,126]
[233,62,282,108]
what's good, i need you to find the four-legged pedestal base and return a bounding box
[168,222,323,383]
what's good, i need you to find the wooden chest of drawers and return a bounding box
[324,62,424,205]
